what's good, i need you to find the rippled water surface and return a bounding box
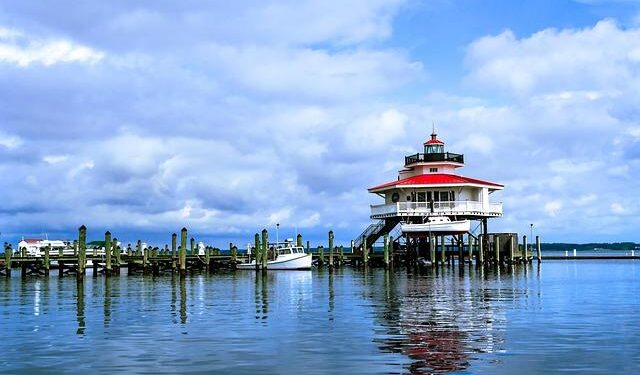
[1,261,639,374]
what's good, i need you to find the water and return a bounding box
[0,261,639,374]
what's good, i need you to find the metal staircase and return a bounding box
[353,218,402,249]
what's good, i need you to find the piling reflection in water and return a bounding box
[76,280,85,335]
[254,271,269,322]
[371,265,530,374]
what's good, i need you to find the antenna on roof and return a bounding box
[432,121,436,135]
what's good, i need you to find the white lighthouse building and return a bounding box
[355,130,504,250]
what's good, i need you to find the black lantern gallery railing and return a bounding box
[404,152,464,166]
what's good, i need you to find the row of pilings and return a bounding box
[1,226,543,280]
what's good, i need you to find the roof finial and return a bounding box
[432,121,435,135]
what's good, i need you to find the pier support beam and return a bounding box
[362,235,368,266]
[44,246,50,276]
[523,235,528,263]
[254,233,261,271]
[468,234,473,263]
[440,235,445,265]
[536,235,541,263]
[494,235,500,266]
[328,231,334,268]
[261,229,268,270]
[180,227,187,277]
[383,233,390,267]
[429,233,435,265]
[297,234,303,248]
[4,243,12,277]
[105,231,112,276]
[78,225,87,280]
[478,234,484,266]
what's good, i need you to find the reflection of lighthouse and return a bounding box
[371,269,511,374]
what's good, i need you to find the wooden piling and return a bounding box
[468,235,473,263]
[362,235,368,265]
[296,234,302,247]
[180,227,187,277]
[78,225,87,279]
[171,233,177,257]
[261,229,268,269]
[136,240,142,256]
[318,246,324,266]
[205,248,211,272]
[43,245,50,276]
[306,240,310,254]
[254,233,261,271]
[113,239,120,269]
[231,244,237,263]
[105,231,112,276]
[191,238,196,256]
[536,235,541,263]
[429,233,435,265]
[494,235,500,265]
[523,235,528,263]
[328,231,334,268]
[440,235,445,265]
[383,233,390,267]
[478,234,484,265]
[3,243,11,277]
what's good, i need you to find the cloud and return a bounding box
[466,20,640,96]
[0,26,103,66]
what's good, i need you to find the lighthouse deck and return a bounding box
[370,200,503,219]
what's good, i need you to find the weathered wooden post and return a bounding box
[318,245,324,266]
[383,233,390,267]
[440,235,445,265]
[429,233,436,265]
[105,231,112,276]
[43,246,50,276]
[231,244,237,263]
[478,235,484,265]
[205,247,211,272]
[306,240,310,254]
[362,235,368,265]
[136,240,142,257]
[3,243,11,277]
[73,240,78,257]
[78,225,87,279]
[297,234,303,247]
[328,231,334,268]
[261,229,268,270]
[171,233,177,258]
[536,235,541,263]
[58,246,63,257]
[126,244,132,257]
[339,245,345,263]
[468,235,473,263]
[350,240,354,253]
[191,237,196,256]
[142,243,149,275]
[494,235,500,265]
[113,239,120,268]
[180,227,187,277]
[523,235,528,263]
[254,233,261,271]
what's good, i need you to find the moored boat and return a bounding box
[237,241,312,270]
[400,216,470,233]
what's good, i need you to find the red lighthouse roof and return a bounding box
[368,173,503,192]
[424,132,444,146]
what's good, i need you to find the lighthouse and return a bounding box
[355,130,504,254]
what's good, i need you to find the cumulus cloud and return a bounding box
[0,26,103,66]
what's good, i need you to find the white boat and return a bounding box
[400,216,470,233]
[237,241,312,270]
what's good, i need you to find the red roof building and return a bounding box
[355,130,504,247]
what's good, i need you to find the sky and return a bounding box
[1,0,640,246]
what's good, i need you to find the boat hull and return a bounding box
[236,253,312,270]
[401,220,471,233]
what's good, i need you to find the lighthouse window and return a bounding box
[440,192,449,201]
[417,192,426,202]
[429,168,438,173]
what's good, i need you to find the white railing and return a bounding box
[370,200,503,218]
